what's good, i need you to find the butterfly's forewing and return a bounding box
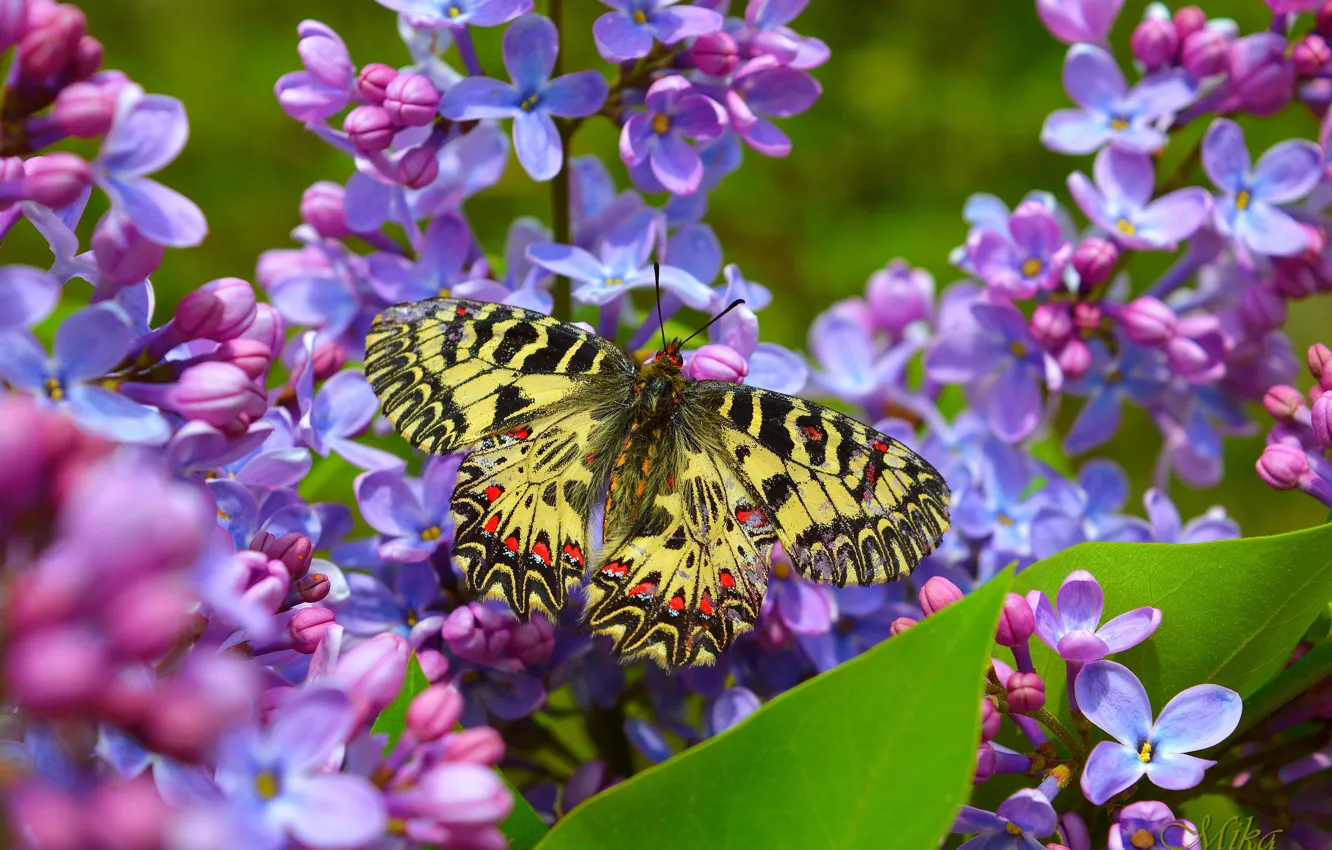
[365,298,635,454]
[366,298,635,615]
[690,382,952,586]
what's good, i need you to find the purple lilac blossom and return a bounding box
[354,456,461,562]
[1106,801,1198,850]
[1036,0,1124,45]
[592,0,724,63]
[373,0,532,30]
[721,55,821,157]
[1067,147,1211,251]
[1076,660,1241,804]
[965,200,1073,299]
[621,76,727,195]
[440,15,608,181]
[1041,45,1194,156]
[952,789,1057,849]
[1027,570,1162,664]
[731,0,829,69]
[275,21,355,124]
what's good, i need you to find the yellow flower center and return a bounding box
[1005,823,1023,836]
[421,525,443,542]
[520,94,540,112]
[1116,219,1137,236]
[1138,741,1153,763]
[1130,828,1156,849]
[605,276,624,287]
[772,559,791,580]
[255,770,280,800]
[633,9,647,23]
[1009,341,1029,359]
[652,113,671,135]
[447,6,461,18]
[1110,117,1130,131]
[438,287,451,298]
[1021,257,1043,278]
[1236,190,1251,211]
[44,377,64,401]
[406,609,419,627]
[1050,764,1072,788]
[996,513,1015,527]
[217,508,230,520]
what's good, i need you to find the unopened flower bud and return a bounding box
[85,777,169,850]
[1240,283,1287,333]
[866,259,934,338]
[69,33,100,80]
[1264,385,1306,423]
[250,531,313,581]
[1173,6,1207,40]
[687,343,748,383]
[1030,304,1071,350]
[980,697,1000,743]
[1312,393,1332,449]
[0,0,28,53]
[889,616,916,636]
[22,153,91,208]
[1227,33,1295,116]
[1072,237,1117,289]
[238,304,285,357]
[293,572,331,605]
[508,617,555,667]
[311,341,345,382]
[51,80,114,137]
[995,593,1036,647]
[290,606,336,654]
[406,684,465,743]
[123,362,266,436]
[442,726,506,766]
[1257,443,1309,490]
[105,575,192,660]
[1308,343,1332,385]
[1071,301,1103,333]
[1056,337,1093,382]
[344,104,395,153]
[175,277,258,342]
[1296,34,1332,76]
[332,633,410,724]
[397,145,439,189]
[300,180,350,238]
[1181,27,1230,78]
[356,62,397,104]
[1321,0,1332,36]
[919,576,963,616]
[974,744,996,784]
[1007,672,1047,713]
[690,31,739,76]
[384,72,440,127]
[1118,296,1176,347]
[7,625,110,713]
[91,213,163,288]
[205,339,272,381]
[17,3,83,81]
[1132,16,1179,71]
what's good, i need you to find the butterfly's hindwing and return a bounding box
[691,382,951,587]
[365,298,635,455]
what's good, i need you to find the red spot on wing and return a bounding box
[532,540,551,566]
[871,440,889,453]
[866,463,878,485]
[699,591,715,617]
[802,425,824,441]
[719,570,737,591]
[483,514,500,535]
[667,474,676,490]
[668,594,686,612]
[563,543,585,566]
[455,306,468,316]
[627,581,657,599]
[484,484,503,502]
[504,535,520,553]
[509,427,531,440]
[600,560,628,578]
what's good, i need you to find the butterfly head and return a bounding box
[646,340,685,372]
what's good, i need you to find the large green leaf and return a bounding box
[1008,523,1332,719]
[537,568,1014,850]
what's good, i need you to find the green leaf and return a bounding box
[1231,637,1332,739]
[537,568,1014,850]
[370,652,431,747]
[1009,523,1332,718]
[499,774,551,850]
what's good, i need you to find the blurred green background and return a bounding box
[10,0,1329,535]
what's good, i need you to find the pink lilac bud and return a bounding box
[384,73,440,127]
[1118,296,1176,346]
[7,625,111,713]
[17,2,83,81]
[687,344,749,383]
[204,339,273,381]
[333,632,410,724]
[344,104,396,153]
[995,593,1036,647]
[507,617,555,667]
[0,0,28,53]
[51,80,113,137]
[443,726,506,766]
[1228,33,1295,116]
[290,606,336,654]
[293,571,331,604]
[1240,285,1287,333]
[1057,337,1093,382]
[690,31,739,76]
[301,180,350,238]
[889,616,916,636]
[9,785,86,850]
[1264,385,1307,422]
[69,33,99,79]
[1257,443,1310,489]
[1173,5,1207,39]
[91,213,163,288]
[1030,304,1072,350]
[105,575,193,659]
[406,684,465,743]
[413,762,513,826]
[1312,393,1332,449]
[1071,301,1102,334]
[980,697,1000,742]
[250,531,313,580]
[1132,16,1179,71]
[1296,34,1332,76]
[175,277,258,342]
[85,777,169,850]
[357,62,397,104]
[866,259,934,338]
[397,145,439,189]
[136,362,267,434]
[919,576,963,616]
[973,744,997,784]
[1007,672,1047,713]
[238,304,285,356]
[1309,343,1332,385]
[1071,237,1117,289]
[22,153,91,208]
[311,341,346,382]
[1321,0,1332,35]
[1273,225,1329,299]
[1182,27,1230,78]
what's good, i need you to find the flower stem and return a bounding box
[1030,708,1086,762]
[549,0,572,321]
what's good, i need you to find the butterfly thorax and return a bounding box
[632,345,687,429]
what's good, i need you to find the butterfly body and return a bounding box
[366,297,951,669]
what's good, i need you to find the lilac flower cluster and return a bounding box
[2,0,1332,846]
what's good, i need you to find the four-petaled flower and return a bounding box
[966,200,1073,300]
[1068,147,1211,251]
[621,76,728,195]
[1202,118,1323,258]
[1107,801,1198,850]
[1042,45,1194,155]
[373,0,532,30]
[1076,660,1242,805]
[953,789,1058,849]
[440,15,609,181]
[355,456,462,562]
[1027,569,1162,663]
[593,0,723,63]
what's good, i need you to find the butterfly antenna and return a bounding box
[680,299,745,348]
[654,263,667,352]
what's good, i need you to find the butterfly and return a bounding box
[364,288,951,669]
